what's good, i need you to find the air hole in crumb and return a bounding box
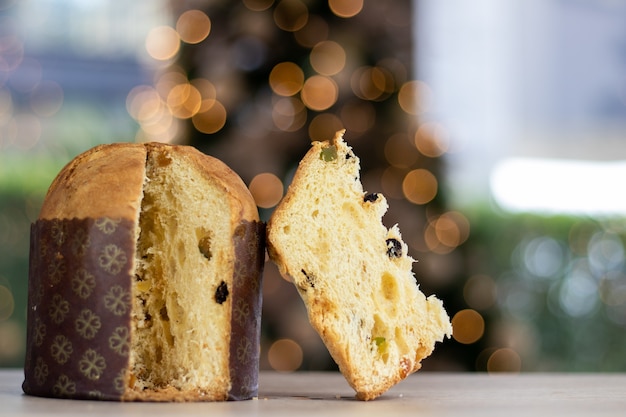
[312,209,319,218]
[215,281,229,304]
[159,305,169,321]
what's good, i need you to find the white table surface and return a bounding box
[1,369,625,416]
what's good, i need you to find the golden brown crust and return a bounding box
[39,143,147,221]
[39,142,259,224]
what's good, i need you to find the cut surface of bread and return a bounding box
[267,130,452,400]
[24,142,264,401]
[128,144,237,399]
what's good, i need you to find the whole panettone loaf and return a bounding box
[267,130,452,400]
[23,142,265,401]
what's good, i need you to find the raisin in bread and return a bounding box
[23,142,265,401]
[267,130,452,400]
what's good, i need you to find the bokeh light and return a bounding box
[310,41,346,76]
[145,25,180,61]
[398,80,432,115]
[272,96,307,131]
[249,172,284,208]
[273,0,309,32]
[294,14,328,47]
[243,0,275,12]
[191,100,227,134]
[451,309,485,345]
[415,122,449,157]
[269,62,304,96]
[308,113,343,142]
[463,274,497,311]
[268,338,303,372]
[402,168,438,205]
[340,99,375,134]
[487,348,522,373]
[301,75,338,111]
[351,66,395,101]
[384,133,418,168]
[176,10,211,44]
[329,0,364,18]
[167,83,202,119]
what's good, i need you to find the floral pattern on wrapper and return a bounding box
[23,218,134,400]
[227,221,265,401]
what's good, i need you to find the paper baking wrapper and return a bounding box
[22,217,265,401]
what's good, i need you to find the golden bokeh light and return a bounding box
[329,0,364,18]
[452,309,485,344]
[243,0,275,12]
[340,99,375,134]
[415,122,449,157]
[249,172,284,208]
[384,133,418,168]
[126,85,161,121]
[145,25,180,61]
[436,211,470,247]
[381,166,406,200]
[398,80,432,115]
[464,274,497,311]
[176,10,211,45]
[310,41,346,76]
[269,62,304,96]
[267,338,303,372]
[294,14,329,47]
[191,100,227,134]
[351,66,395,101]
[166,83,202,119]
[402,168,437,205]
[154,69,189,98]
[191,78,217,101]
[273,0,309,32]
[272,96,307,132]
[424,211,470,254]
[308,113,343,142]
[487,348,522,373]
[301,75,338,111]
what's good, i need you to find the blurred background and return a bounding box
[1,0,626,373]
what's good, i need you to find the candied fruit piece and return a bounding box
[320,145,338,162]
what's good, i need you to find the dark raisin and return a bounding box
[215,281,229,304]
[364,193,379,203]
[301,269,315,288]
[386,239,402,258]
[198,235,212,260]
